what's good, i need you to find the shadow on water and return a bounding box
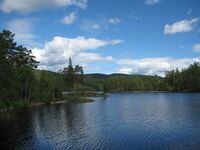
[0,109,35,149]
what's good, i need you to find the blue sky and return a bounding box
[0,0,200,76]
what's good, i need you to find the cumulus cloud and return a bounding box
[193,43,200,53]
[80,63,100,72]
[145,0,160,5]
[108,17,121,24]
[164,18,199,34]
[117,57,200,77]
[32,36,122,70]
[0,0,87,13]
[106,56,114,61]
[60,12,77,25]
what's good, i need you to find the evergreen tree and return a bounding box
[75,65,84,84]
[0,30,38,104]
[65,57,76,91]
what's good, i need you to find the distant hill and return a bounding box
[83,73,163,91]
[84,73,162,79]
[34,69,163,83]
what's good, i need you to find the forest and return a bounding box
[102,63,200,92]
[0,30,200,109]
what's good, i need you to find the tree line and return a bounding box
[0,30,200,108]
[103,75,164,92]
[102,63,200,92]
[164,63,200,92]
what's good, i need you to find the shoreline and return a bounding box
[1,91,199,113]
[0,98,95,113]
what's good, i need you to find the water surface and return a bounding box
[1,93,200,150]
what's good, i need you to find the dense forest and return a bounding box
[102,63,200,92]
[165,63,200,92]
[0,30,200,109]
[0,30,38,106]
[0,30,84,108]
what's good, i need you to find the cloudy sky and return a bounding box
[0,0,200,76]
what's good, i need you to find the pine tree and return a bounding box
[65,57,75,91]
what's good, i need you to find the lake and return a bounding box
[1,93,200,150]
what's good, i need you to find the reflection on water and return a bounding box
[0,93,200,150]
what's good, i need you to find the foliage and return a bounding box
[0,30,38,103]
[34,70,64,102]
[0,29,200,110]
[102,75,164,92]
[63,58,84,91]
[164,62,200,92]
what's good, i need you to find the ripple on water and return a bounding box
[1,93,200,150]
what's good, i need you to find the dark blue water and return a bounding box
[1,93,200,150]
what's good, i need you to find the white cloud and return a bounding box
[108,17,121,24]
[76,53,114,62]
[187,8,192,15]
[92,24,101,29]
[0,0,87,13]
[145,0,160,5]
[60,12,77,25]
[164,18,199,34]
[80,63,100,72]
[117,57,200,77]
[6,18,39,46]
[109,39,123,45]
[79,16,122,32]
[193,43,200,53]
[127,11,140,21]
[106,56,114,61]
[79,20,102,31]
[118,68,133,74]
[32,36,122,70]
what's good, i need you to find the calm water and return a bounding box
[1,93,200,150]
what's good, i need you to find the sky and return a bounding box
[0,0,200,76]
